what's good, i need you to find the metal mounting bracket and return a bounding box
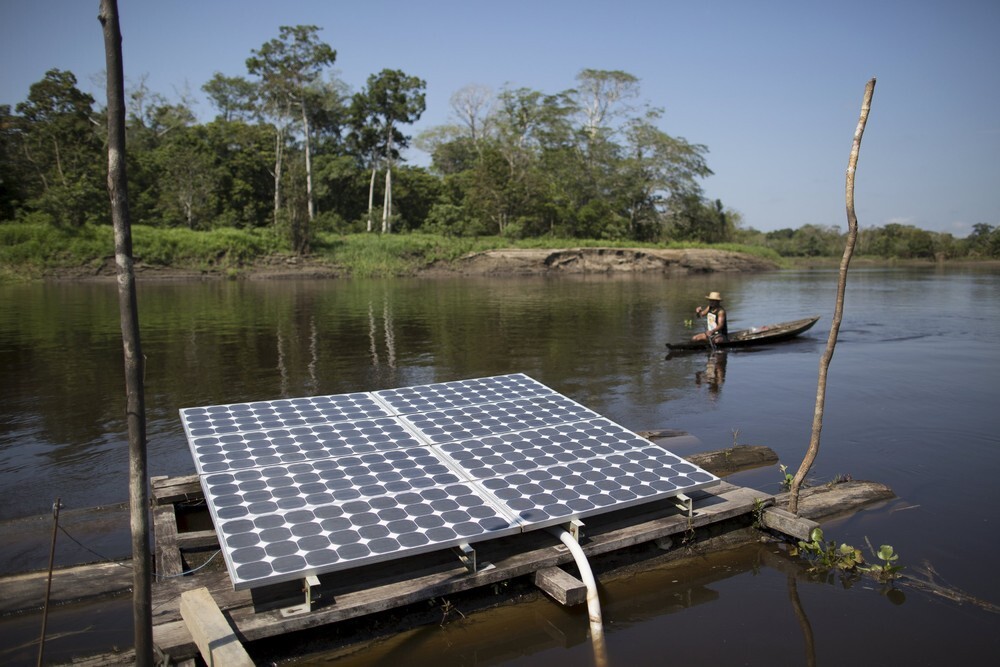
[280,574,321,617]
[565,519,585,543]
[674,492,693,518]
[454,543,478,573]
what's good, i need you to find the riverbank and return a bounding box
[30,246,780,282]
[1,223,785,281]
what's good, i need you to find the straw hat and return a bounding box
[706,291,723,302]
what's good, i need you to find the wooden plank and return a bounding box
[153,503,183,578]
[151,474,202,506]
[176,529,219,549]
[533,567,587,606]
[0,561,133,614]
[180,587,254,667]
[761,507,820,541]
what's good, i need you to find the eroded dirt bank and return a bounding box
[427,247,778,276]
[37,247,778,281]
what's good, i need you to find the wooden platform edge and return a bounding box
[180,587,254,667]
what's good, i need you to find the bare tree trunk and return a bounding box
[367,164,376,232]
[98,2,152,664]
[301,101,315,223]
[382,167,392,234]
[382,122,394,234]
[788,78,876,515]
[273,127,284,225]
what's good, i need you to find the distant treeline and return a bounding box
[1,25,996,260]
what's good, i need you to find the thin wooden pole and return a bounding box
[36,498,61,667]
[789,78,876,514]
[98,1,153,663]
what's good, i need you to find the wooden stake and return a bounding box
[789,78,876,514]
[36,498,61,667]
[98,2,153,663]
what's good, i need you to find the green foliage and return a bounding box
[791,528,903,584]
[863,540,904,583]
[779,463,794,490]
[313,232,491,278]
[2,64,995,258]
[793,528,864,572]
[0,222,285,275]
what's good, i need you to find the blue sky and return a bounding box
[2,0,997,236]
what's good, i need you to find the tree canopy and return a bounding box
[0,31,993,259]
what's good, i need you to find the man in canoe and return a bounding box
[692,291,729,346]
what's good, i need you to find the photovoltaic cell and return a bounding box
[180,374,720,591]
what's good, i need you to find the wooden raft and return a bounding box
[148,473,769,662]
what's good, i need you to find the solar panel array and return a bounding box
[180,374,719,590]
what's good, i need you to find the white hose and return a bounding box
[548,526,608,667]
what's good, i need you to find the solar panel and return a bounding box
[180,374,719,591]
[373,373,556,414]
[398,394,599,444]
[184,418,424,475]
[180,393,392,437]
[437,419,717,529]
[199,448,521,589]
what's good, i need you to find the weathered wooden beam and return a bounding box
[180,587,253,667]
[0,561,133,615]
[175,529,220,550]
[151,474,202,506]
[533,567,587,606]
[153,503,183,578]
[760,507,820,542]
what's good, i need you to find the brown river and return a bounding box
[1,265,997,664]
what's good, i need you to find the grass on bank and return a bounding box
[1,222,784,281]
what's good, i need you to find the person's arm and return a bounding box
[711,309,727,335]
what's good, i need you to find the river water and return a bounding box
[1,265,998,664]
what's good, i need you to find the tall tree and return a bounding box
[202,73,259,122]
[450,83,495,145]
[571,69,639,141]
[15,69,104,226]
[247,25,336,250]
[0,104,27,218]
[350,69,426,233]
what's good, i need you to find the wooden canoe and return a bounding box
[666,316,821,351]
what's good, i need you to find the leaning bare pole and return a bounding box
[98,1,154,662]
[788,78,876,515]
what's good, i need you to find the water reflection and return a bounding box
[283,544,840,666]
[694,351,727,399]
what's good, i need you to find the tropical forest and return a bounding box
[2,25,998,280]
